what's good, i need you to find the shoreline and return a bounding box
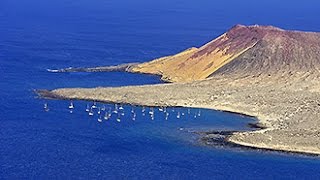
[35,88,320,156]
[198,130,320,157]
[181,104,320,156]
[46,63,139,73]
[39,24,320,157]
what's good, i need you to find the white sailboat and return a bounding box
[69,101,74,109]
[132,113,136,121]
[197,110,201,117]
[149,107,154,115]
[116,114,121,122]
[104,112,110,120]
[44,103,49,112]
[92,101,97,109]
[165,112,169,120]
[88,107,94,116]
[150,107,155,120]
[113,104,118,113]
[177,111,181,119]
[85,104,90,112]
[142,107,146,116]
[98,115,103,122]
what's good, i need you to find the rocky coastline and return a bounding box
[38,25,320,156]
[36,72,320,156]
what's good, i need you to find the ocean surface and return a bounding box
[1,0,320,179]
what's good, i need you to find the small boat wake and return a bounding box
[47,67,73,73]
[47,69,60,73]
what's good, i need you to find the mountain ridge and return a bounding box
[130,24,320,82]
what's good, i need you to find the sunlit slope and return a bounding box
[131,24,320,82]
[131,25,265,82]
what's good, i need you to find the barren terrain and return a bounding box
[39,25,320,155]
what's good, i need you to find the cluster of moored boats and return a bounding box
[44,101,202,123]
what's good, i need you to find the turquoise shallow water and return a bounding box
[1,0,320,179]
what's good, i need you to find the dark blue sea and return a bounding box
[1,0,320,179]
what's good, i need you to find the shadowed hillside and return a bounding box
[213,25,320,76]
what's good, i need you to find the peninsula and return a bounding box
[38,25,320,155]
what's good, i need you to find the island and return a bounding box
[37,24,320,155]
